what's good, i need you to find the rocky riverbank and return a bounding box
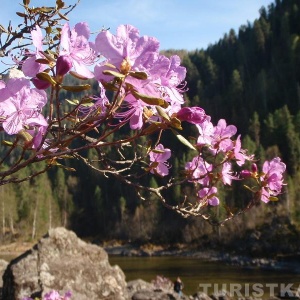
[0,228,300,299]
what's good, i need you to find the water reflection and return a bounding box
[109,256,300,297]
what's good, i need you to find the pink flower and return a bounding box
[94,25,186,124]
[149,144,171,176]
[148,54,186,105]
[115,95,146,129]
[0,78,47,135]
[22,25,47,77]
[212,119,237,152]
[60,22,96,78]
[233,135,254,166]
[176,107,208,124]
[221,162,239,185]
[198,187,219,206]
[196,119,214,146]
[260,157,286,203]
[185,156,212,186]
[79,83,109,121]
[95,24,159,73]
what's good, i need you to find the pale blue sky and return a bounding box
[1,0,273,51]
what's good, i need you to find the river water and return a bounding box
[109,256,300,297]
[1,253,299,297]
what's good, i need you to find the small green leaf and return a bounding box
[141,123,160,135]
[35,58,49,64]
[269,196,279,201]
[16,12,27,17]
[129,71,148,80]
[170,117,182,130]
[156,106,170,121]
[133,91,169,108]
[172,129,196,151]
[66,99,80,105]
[69,70,88,80]
[102,69,125,78]
[2,140,14,147]
[61,84,91,92]
[151,149,165,154]
[36,72,57,85]
[39,7,55,13]
[56,0,64,9]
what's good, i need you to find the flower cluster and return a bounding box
[0,16,286,213]
[22,290,71,300]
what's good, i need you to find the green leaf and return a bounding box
[170,117,182,130]
[156,106,170,121]
[172,129,196,151]
[56,0,64,9]
[141,123,160,135]
[16,12,27,17]
[35,58,50,64]
[129,71,148,80]
[2,140,14,147]
[102,70,125,78]
[36,72,57,85]
[133,91,169,108]
[61,84,91,92]
[269,196,279,201]
[66,99,80,105]
[69,70,88,80]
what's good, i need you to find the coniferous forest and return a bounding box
[1,0,300,254]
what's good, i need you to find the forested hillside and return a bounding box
[0,0,299,249]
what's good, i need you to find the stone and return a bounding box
[193,291,213,300]
[2,227,128,300]
[0,259,8,288]
[127,278,190,300]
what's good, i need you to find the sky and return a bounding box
[0,0,273,51]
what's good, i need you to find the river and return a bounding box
[109,256,300,297]
[1,252,300,297]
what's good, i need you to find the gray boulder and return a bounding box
[127,279,188,300]
[0,259,8,288]
[2,227,128,300]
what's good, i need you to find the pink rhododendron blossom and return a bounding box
[22,25,47,77]
[79,83,109,121]
[185,156,212,186]
[212,119,237,152]
[260,157,286,203]
[114,94,147,129]
[198,187,219,206]
[196,119,214,146]
[149,144,171,176]
[21,290,71,300]
[176,107,208,124]
[148,54,186,105]
[232,135,254,166]
[0,79,47,135]
[94,25,186,122]
[221,162,239,185]
[60,22,95,78]
[95,24,159,72]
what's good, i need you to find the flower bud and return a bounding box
[31,77,51,90]
[251,163,258,173]
[176,107,208,124]
[240,170,252,178]
[56,55,72,76]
